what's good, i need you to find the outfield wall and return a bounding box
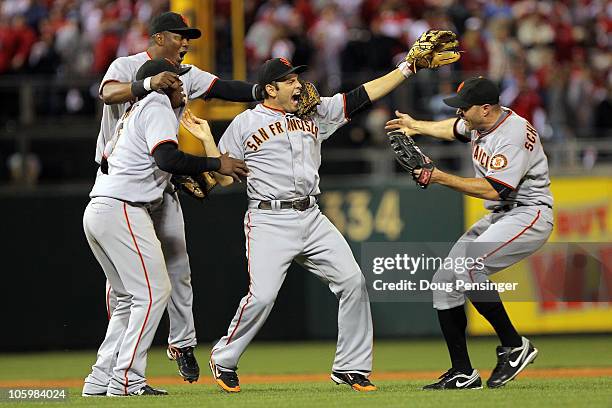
[0,180,461,351]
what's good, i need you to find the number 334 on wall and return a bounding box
[320,189,404,242]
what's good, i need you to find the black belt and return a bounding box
[258,196,317,211]
[492,202,552,213]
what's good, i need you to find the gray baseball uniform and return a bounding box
[95,51,216,341]
[82,52,216,395]
[83,91,179,395]
[432,107,554,310]
[211,96,373,374]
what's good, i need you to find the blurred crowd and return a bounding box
[235,0,611,141]
[0,0,610,141]
[0,0,168,76]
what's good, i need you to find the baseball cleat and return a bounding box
[487,336,538,388]
[423,368,483,390]
[107,385,168,397]
[331,371,377,392]
[209,359,240,393]
[167,345,200,383]
[129,385,168,396]
[81,392,106,397]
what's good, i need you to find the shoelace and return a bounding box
[223,371,239,384]
[351,373,371,385]
[438,369,455,380]
[493,350,512,372]
[177,348,197,367]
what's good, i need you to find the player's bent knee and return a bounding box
[151,278,172,303]
[343,272,367,294]
[431,268,453,285]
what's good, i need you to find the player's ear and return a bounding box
[265,83,277,98]
[153,33,164,46]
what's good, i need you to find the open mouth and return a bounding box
[291,93,300,106]
[178,51,187,63]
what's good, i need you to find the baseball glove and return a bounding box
[171,172,217,201]
[402,30,461,74]
[295,81,321,120]
[388,130,435,188]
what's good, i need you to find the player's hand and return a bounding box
[413,167,440,183]
[385,110,420,136]
[150,71,181,91]
[180,109,212,142]
[217,152,249,182]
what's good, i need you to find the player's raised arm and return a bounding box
[205,79,262,102]
[385,111,457,141]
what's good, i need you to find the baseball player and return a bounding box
[385,76,554,389]
[86,11,262,389]
[206,37,460,391]
[83,58,248,396]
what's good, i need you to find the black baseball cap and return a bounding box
[257,58,307,87]
[136,58,192,80]
[150,12,201,39]
[443,76,500,109]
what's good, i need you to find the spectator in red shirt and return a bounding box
[459,17,488,73]
[0,14,16,74]
[92,21,120,74]
[10,14,37,72]
[510,72,544,125]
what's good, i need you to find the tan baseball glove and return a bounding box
[295,81,321,120]
[400,30,461,74]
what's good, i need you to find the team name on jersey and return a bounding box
[472,144,492,169]
[471,143,509,171]
[246,118,319,151]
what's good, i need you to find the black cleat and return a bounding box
[331,371,377,392]
[423,368,483,390]
[209,360,240,393]
[487,336,538,388]
[81,392,106,397]
[167,345,200,383]
[129,385,168,396]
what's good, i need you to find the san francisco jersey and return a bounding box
[90,92,178,203]
[454,107,553,210]
[218,94,348,201]
[94,51,218,164]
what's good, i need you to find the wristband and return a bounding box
[131,80,148,98]
[397,61,415,79]
[206,157,221,172]
[253,84,264,100]
[143,77,152,91]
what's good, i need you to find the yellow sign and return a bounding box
[466,177,612,334]
[171,0,248,156]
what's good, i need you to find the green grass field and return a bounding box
[0,336,611,407]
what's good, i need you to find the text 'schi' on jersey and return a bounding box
[454,107,554,210]
[94,51,217,164]
[90,92,178,203]
[218,94,348,201]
